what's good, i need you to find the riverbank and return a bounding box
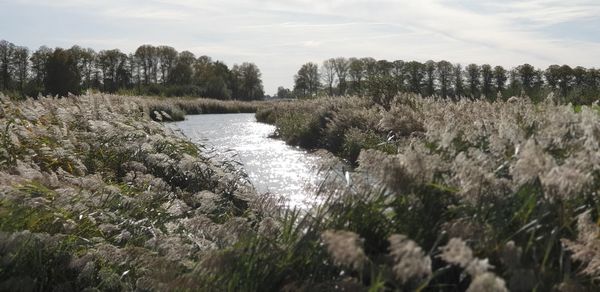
[252,94,600,290]
[171,113,337,209]
[256,96,398,165]
[0,94,278,290]
[143,96,270,121]
[3,93,600,290]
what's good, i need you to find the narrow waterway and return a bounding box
[172,113,325,208]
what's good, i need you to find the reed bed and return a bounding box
[242,94,600,291]
[3,93,600,291]
[0,94,277,290]
[141,96,271,122]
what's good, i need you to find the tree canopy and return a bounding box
[0,39,264,100]
[290,56,600,104]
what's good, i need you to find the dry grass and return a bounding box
[243,93,600,291]
[3,92,600,290]
[139,96,273,121]
[0,93,274,290]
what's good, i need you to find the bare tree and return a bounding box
[332,57,349,95]
[30,46,52,88]
[321,58,336,96]
[437,60,453,98]
[453,64,465,98]
[0,40,15,90]
[493,65,507,94]
[157,46,178,84]
[12,46,29,91]
[465,63,481,99]
[424,60,436,96]
[481,64,493,100]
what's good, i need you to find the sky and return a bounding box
[1,0,600,95]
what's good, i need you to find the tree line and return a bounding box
[0,40,264,100]
[286,57,600,106]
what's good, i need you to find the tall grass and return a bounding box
[240,93,600,291]
[141,96,270,121]
[3,92,600,290]
[256,96,404,164]
[0,93,268,290]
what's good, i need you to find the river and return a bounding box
[171,113,327,208]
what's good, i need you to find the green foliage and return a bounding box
[1,39,265,100]
[3,93,600,290]
[277,111,324,148]
[0,120,18,167]
[341,128,393,164]
[0,232,87,291]
[256,96,391,164]
[144,97,266,122]
[0,94,260,290]
[197,208,337,292]
[242,95,600,290]
[45,48,82,96]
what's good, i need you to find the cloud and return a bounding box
[103,7,191,20]
[1,0,599,94]
[302,40,321,47]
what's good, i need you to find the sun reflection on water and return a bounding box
[172,113,323,209]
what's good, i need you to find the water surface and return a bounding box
[172,113,324,208]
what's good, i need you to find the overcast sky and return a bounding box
[1,0,600,94]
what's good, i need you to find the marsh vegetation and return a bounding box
[2,92,600,291]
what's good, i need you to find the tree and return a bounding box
[178,51,196,66]
[157,46,178,84]
[544,65,561,90]
[294,62,320,97]
[45,48,81,96]
[481,64,493,100]
[392,60,405,92]
[80,48,97,90]
[321,58,336,96]
[573,66,586,87]
[134,45,158,85]
[168,51,195,86]
[493,66,507,94]
[232,62,264,100]
[169,62,193,86]
[424,60,436,96]
[557,65,574,97]
[437,60,453,98]
[532,69,545,94]
[366,60,397,109]
[12,46,29,91]
[362,57,378,81]
[507,68,520,96]
[586,68,599,91]
[405,61,424,94]
[69,46,96,90]
[332,57,349,95]
[453,64,464,98]
[348,58,365,95]
[516,63,536,94]
[194,59,232,99]
[276,86,293,99]
[465,63,481,99]
[30,46,53,91]
[97,49,128,92]
[0,40,15,91]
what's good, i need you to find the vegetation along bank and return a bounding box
[253,93,600,291]
[2,92,600,291]
[0,94,278,290]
